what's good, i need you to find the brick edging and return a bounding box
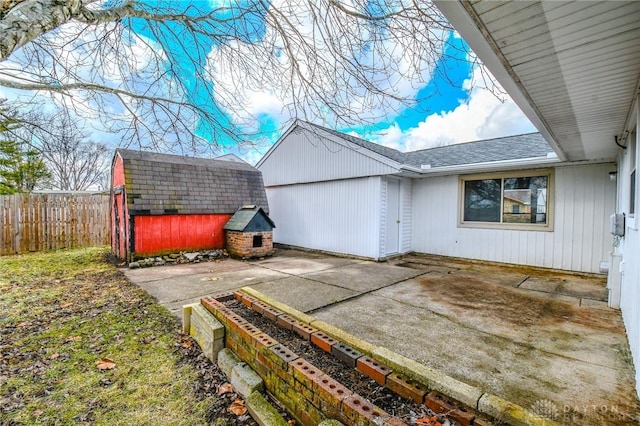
[200,294,403,425]
[237,287,561,426]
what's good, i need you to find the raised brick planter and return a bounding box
[195,290,497,426]
[200,295,406,426]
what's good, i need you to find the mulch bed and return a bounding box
[223,299,451,425]
[177,332,294,425]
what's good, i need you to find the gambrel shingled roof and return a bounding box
[115,149,269,215]
[300,121,552,168]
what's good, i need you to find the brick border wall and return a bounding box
[193,288,557,426]
[201,293,408,426]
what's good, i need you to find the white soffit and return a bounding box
[435,0,640,162]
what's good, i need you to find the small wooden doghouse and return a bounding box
[110,149,268,261]
[223,205,275,258]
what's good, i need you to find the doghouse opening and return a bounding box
[253,235,263,247]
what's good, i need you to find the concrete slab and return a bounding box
[394,255,474,272]
[250,277,359,313]
[122,258,252,283]
[581,298,611,309]
[372,278,626,368]
[135,266,288,304]
[254,255,362,275]
[124,251,640,425]
[451,269,529,288]
[312,292,638,425]
[519,275,607,301]
[302,261,424,292]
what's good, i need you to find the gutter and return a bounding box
[397,154,615,177]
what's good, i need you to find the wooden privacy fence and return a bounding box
[0,193,110,255]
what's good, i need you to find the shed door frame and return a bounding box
[385,177,402,255]
[112,187,128,260]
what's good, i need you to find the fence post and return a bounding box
[13,194,19,254]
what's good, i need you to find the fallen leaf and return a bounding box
[217,383,234,395]
[416,417,432,425]
[95,358,116,370]
[59,302,73,308]
[50,353,60,360]
[181,340,193,349]
[141,335,156,344]
[228,399,247,416]
[65,336,82,343]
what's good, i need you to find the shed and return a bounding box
[110,149,269,261]
[223,205,275,258]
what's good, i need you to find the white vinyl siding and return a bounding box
[265,177,382,259]
[411,163,616,273]
[258,128,399,186]
[619,107,640,396]
[378,178,387,258]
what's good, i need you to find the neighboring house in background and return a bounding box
[110,149,268,261]
[257,120,615,273]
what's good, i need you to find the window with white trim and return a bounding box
[460,171,552,230]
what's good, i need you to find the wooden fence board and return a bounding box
[0,193,110,255]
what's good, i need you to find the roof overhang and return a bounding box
[434,0,640,162]
[400,157,614,179]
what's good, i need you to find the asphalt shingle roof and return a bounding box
[223,206,275,232]
[116,149,269,215]
[303,121,552,168]
[402,133,552,168]
[318,125,406,163]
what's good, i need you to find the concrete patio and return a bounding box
[124,249,639,425]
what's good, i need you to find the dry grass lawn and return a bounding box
[0,247,216,425]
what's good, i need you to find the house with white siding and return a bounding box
[259,0,640,398]
[432,0,640,399]
[257,120,616,274]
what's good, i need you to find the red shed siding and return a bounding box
[133,214,232,257]
[112,154,126,187]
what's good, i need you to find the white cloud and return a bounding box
[372,67,536,152]
[206,0,447,131]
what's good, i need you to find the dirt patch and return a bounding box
[417,273,620,333]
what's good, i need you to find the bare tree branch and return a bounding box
[0,0,502,154]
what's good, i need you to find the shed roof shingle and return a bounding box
[116,149,269,215]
